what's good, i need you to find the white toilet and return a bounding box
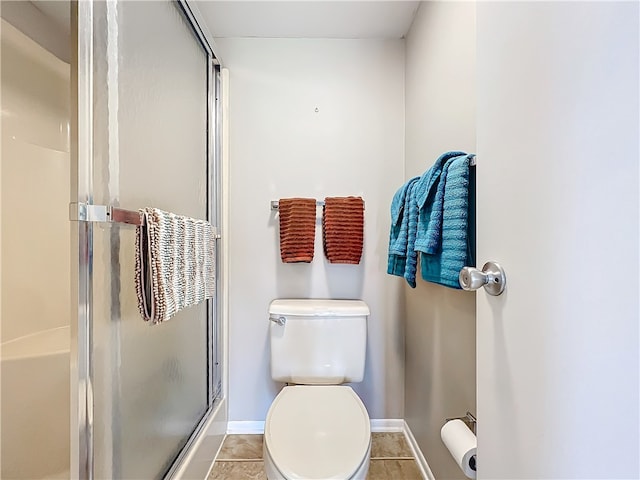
[264,299,372,480]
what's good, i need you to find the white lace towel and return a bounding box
[135,207,215,325]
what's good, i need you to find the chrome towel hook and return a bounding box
[459,261,506,296]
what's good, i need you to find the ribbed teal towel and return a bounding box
[400,151,466,287]
[415,152,468,254]
[403,181,419,287]
[387,177,419,277]
[421,155,473,288]
[388,151,474,289]
[414,151,467,212]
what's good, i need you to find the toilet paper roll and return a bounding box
[440,419,477,479]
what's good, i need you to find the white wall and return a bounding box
[477,2,639,478]
[403,3,477,479]
[217,38,406,422]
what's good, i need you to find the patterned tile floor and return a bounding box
[209,432,424,479]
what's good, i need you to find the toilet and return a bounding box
[264,299,372,480]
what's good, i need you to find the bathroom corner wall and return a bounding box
[217,38,406,423]
[403,3,476,479]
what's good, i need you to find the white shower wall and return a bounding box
[0,18,70,479]
[1,19,70,344]
[217,38,406,422]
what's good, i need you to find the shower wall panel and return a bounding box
[0,18,71,480]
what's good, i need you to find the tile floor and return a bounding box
[208,432,424,479]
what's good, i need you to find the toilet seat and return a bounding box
[264,385,371,480]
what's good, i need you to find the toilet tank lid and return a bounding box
[269,299,370,317]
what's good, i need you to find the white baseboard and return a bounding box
[370,418,405,432]
[227,421,265,434]
[403,420,435,480]
[228,418,405,435]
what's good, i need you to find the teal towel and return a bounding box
[403,181,419,287]
[414,151,467,211]
[387,177,419,277]
[415,152,469,255]
[415,152,475,254]
[421,155,474,288]
[388,151,474,289]
[405,151,467,287]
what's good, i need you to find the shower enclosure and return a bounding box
[1,1,223,478]
[72,1,222,478]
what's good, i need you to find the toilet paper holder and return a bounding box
[446,411,477,435]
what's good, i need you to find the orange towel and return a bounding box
[322,197,364,264]
[278,198,317,263]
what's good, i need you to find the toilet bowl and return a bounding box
[265,299,371,480]
[263,385,371,480]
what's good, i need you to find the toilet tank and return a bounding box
[269,299,370,385]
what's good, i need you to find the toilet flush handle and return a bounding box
[269,314,286,326]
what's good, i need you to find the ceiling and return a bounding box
[25,1,420,40]
[196,1,420,39]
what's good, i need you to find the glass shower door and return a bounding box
[72,1,219,478]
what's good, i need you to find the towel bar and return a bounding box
[270,157,474,212]
[70,203,221,238]
[270,200,366,211]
